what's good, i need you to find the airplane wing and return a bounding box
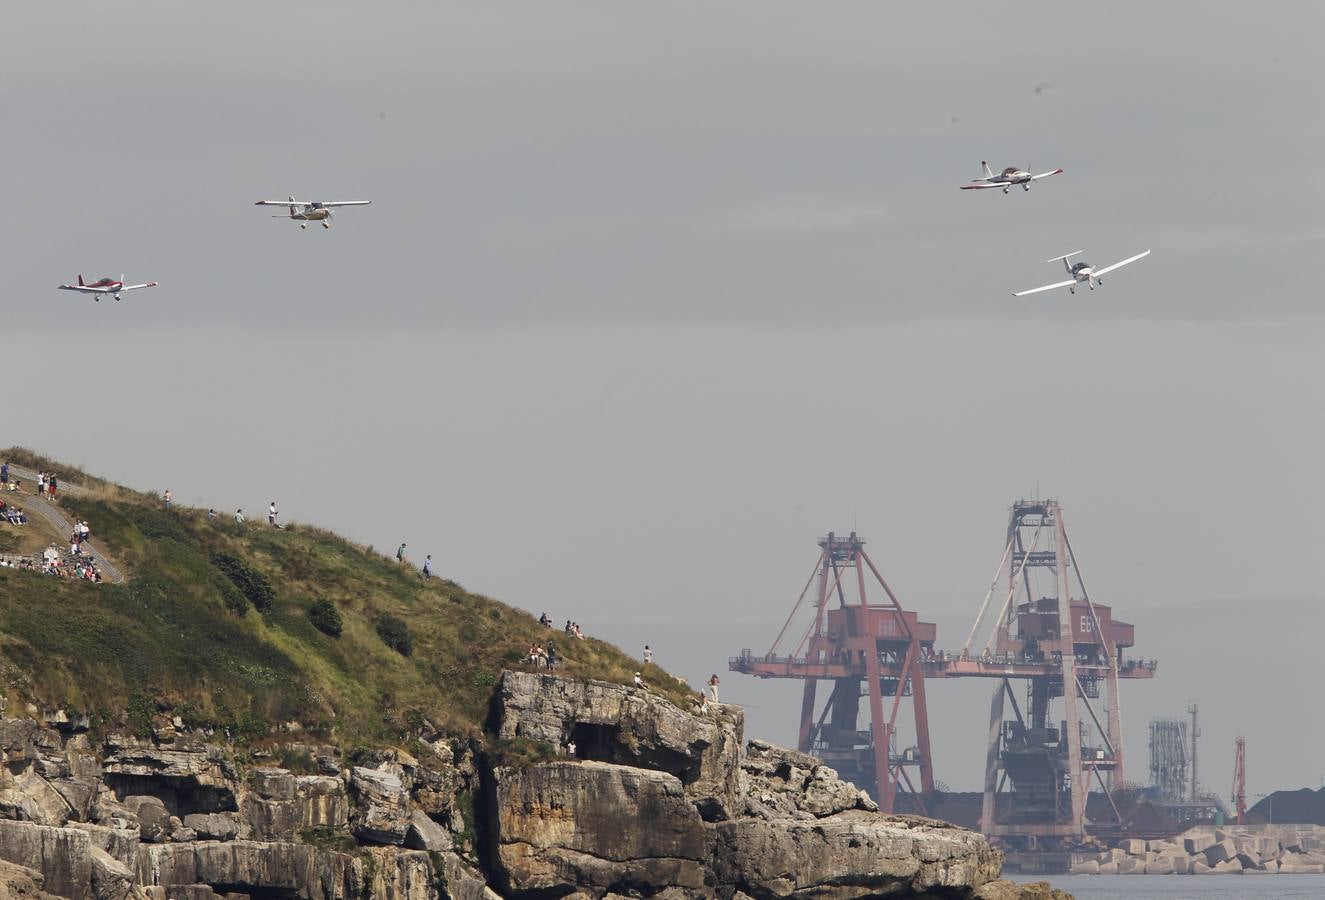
[255,200,308,207]
[1092,249,1151,277]
[959,182,1002,190]
[319,200,372,207]
[1012,279,1077,297]
[1029,168,1064,181]
[58,284,107,292]
[119,282,159,292]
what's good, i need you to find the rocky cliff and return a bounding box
[0,674,1064,900]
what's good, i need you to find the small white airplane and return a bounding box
[1012,249,1151,297]
[961,161,1064,194]
[57,274,159,301]
[254,196,372,229]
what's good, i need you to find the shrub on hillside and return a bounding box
[376,614,412,656]
[308,599,343,637]
[219,581,248,617]
[212,553,275,612]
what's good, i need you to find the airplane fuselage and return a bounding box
[292,207,331,221]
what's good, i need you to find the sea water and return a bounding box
[1048,873,1325,899]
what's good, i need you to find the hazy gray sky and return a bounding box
[7,3,1323,798]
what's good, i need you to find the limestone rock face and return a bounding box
[711,812,1001,899]
[495,671,744,820]
[241,771,348,842]
[490,761,708,897]
[136,841,360,900]
[349,770,409,846]
[0,859,59,900]
[0,820,93,900]
[739,740,876,820]
[100,738,236,817]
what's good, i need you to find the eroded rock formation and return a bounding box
[0,674,1064,899]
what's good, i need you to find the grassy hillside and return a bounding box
[0,448,690,749]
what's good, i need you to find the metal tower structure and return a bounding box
[1232,737,1246,825]
[1148,719,1190,802]
[729,532,935,813]
[960,500,1152,849]
[1188,703,1201,802]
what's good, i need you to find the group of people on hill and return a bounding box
[0,462,53,501]
[34,472,59,500]
[13,544,104,581]
[395,543,435,579]
[0,497,28,525]
[68,520,92,555]
[525,641,560,670]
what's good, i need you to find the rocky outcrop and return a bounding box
[0,669,1058,900]
[489,762,708,897]
[495,672,744,820]
[0,821,92,900]
[711,813,1000,898]
[349,769,409,846]
[0,859,59,900]
[136,841,359,900]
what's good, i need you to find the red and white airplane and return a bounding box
[57,274,159,301]
[254,196,372,229]
[960,161,1064,194]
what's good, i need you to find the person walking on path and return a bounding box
[422,554,432,578]
[396,543,407,564]
[708,674,720,704]
[268,501,278,527]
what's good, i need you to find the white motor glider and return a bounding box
[58,275,159,301]
[254,196,372,229]
[961,161,1064,193]
[1012,250,1151,297]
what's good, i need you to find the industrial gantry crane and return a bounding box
[955,500,1155,849]
[729,532,936,814]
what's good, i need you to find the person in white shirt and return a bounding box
[268,501,278,527]
[643,645,653,665]
[235,508,245,524]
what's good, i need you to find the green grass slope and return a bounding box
[0,448,689,748]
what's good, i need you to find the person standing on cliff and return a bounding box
[422,554,432,578]
[163,489,172,509]
[268,500,279,527]
[396,542,407,564]
[643,645,653,665]
[708,674,720,704]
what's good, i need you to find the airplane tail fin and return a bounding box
[981,161,993,178]
[78,275,84,286]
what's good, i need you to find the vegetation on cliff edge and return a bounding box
[0,447,692,748]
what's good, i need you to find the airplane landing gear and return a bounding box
[300,223,307,229]
[1002,187,1010,194]
[1022,183,1030,191]
[322,222,330,229]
